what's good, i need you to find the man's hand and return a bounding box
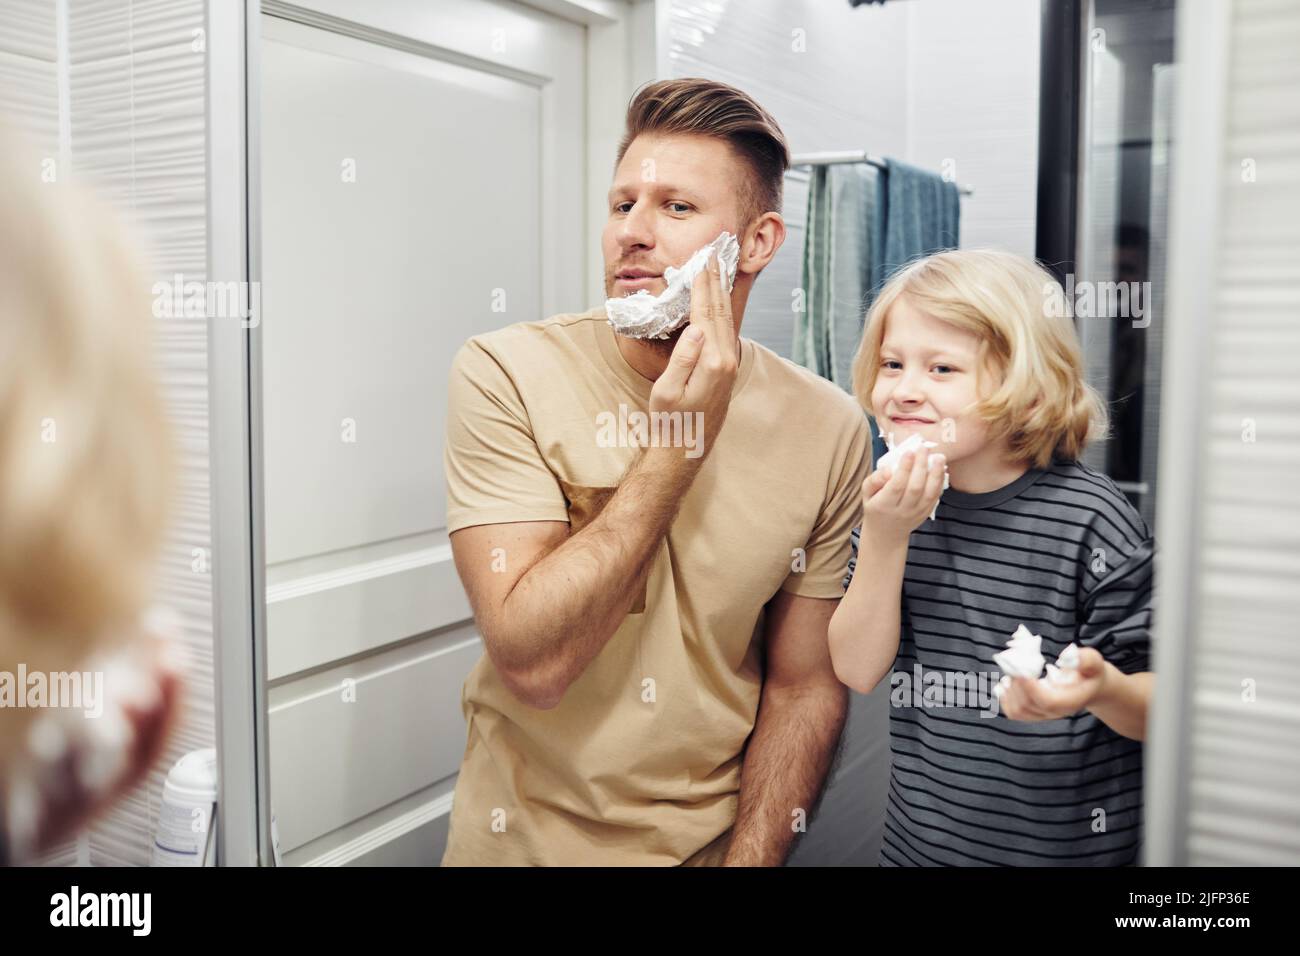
[649,251,738,459]
[861,446,946,544]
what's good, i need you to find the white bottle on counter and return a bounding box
[151,748,217,866]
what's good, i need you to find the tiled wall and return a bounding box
[663,0,1040,359]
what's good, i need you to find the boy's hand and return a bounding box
[860,446,946,545]
[999,647,1110,721]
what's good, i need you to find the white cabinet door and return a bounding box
[258,0,586,864]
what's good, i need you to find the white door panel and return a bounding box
[260,0,586,864]
[268,627,481,854]
[262,16,542,564]
[266,538,472,680]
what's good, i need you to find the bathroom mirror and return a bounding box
[252,0,1169,866]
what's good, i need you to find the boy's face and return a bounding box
[602,133,748,303]
[870,295,997,464]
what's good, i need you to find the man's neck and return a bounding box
[615,330,743,382]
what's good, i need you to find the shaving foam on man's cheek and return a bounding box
[605,231,741,340]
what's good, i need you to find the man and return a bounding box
[441,78,869,866]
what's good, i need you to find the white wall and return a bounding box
[661,0,912,157]
[907,0,1040,254]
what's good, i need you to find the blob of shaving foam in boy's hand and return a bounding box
[992,623,1083,700]
[875,432,951,520]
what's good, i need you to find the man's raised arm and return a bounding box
[451,256,736,709]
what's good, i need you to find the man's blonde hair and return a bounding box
[850,249,1108,468]
[617,78,791,225]
[0,127,175,759]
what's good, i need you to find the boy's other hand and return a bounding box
[999,647,1109,721]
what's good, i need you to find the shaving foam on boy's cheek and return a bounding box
[605,231,740,340]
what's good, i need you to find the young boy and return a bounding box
[829,249,1155,866]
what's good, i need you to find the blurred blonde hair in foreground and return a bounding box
[0,124,176,771]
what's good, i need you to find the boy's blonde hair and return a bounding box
[0,127,175,764]
[850,249,1108,468]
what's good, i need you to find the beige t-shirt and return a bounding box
[440,308,869,866]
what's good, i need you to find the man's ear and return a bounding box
[739,211,786,274]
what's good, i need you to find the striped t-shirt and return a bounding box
[844,458,1155,866]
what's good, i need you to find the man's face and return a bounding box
[602,133,750,306]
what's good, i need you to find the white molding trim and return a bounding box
[516,0,620,28]
[265,544,470,680]
[262,0,548,86]
[267,544,453,603]
[268,634,480,712]
[300,791,454,867]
